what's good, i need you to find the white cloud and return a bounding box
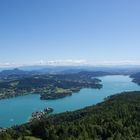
[0,62,17,68]
[0,60,140,68]
[36,59,88,65]
[88,60,140,66]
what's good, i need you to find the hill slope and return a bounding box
[0,72,102,100]
[131,72,140,85]
[1,91,140,140]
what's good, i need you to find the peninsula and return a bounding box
[0,71,106,100]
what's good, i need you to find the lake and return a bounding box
[0,75,140,128]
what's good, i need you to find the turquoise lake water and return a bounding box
[0,75,140,128]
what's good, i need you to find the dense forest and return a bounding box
[131,72,140,85]
[0,91,140,140]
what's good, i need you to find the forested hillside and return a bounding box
[131,72,140,85]
[0,91,140,140]
[0,72,103,100]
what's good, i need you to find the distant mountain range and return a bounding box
[0,65,140,77]
[0,68,110,77]
[19,65,140,75]
[0,68,39,77]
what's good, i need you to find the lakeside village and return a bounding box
[0,107,53,133]
[30,107,54,121]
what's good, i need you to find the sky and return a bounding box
[0,0,140,67]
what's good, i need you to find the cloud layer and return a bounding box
[0,60,140,68]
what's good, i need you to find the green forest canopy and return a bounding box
[0,91,140,140]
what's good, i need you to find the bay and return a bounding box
[0,75,140,128]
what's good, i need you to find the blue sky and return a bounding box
[0,0,140,67]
